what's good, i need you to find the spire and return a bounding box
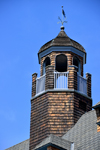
[57,6,67,30]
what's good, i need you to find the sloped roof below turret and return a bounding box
[62,109,100,150]
[5,139,29,150]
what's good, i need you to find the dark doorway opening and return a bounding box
[43,57,50,74]
[73,56,81,74]
[56,54,67,72]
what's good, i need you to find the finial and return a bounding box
[60,26,65,30]
[57,6,67,30]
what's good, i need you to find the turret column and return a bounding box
[32,73,37,97]
[86,73,91,97]
[45,65,54,90]
[68,65,78,90]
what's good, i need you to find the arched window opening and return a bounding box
[43,57,50,75]
[73,56,81,74]
[56,54,67,72]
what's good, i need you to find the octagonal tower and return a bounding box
[30,26,92,150]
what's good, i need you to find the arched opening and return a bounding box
[55,54,67,72]
[73,56,81,74]
[43,57,50,75]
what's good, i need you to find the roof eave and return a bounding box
[92,104,100,109]
[38,46,86,64]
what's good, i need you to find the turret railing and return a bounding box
[77,73,87,95]
[36,74,45,95]
[32,65,91,97]
[54,72,68,89]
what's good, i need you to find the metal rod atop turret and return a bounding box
[62,6,63,25]
[57,6,67,29]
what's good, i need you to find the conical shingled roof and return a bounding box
[38,29,86,54]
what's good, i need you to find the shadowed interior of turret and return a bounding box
[56,54,67,72]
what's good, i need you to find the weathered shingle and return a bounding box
[5,109,100,150]
[33,134,73,150]
[62,110,100,150]
[38,30,86,54]
[5,139,29,150]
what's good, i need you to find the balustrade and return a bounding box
[77,73,87,95]
[35,72,87,96]
[54,72,69,89]
[36,74,45,95]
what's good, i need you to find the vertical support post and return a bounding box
[67,72,68,88]
[56,73,57,88]
[68,65,78,90]
[32,73,37,97]
[86,73,91,97]
[54,72,55,88]
[45,65,54,90]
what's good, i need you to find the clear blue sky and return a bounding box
[0,0,100,150]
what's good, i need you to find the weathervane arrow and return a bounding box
[57,6,67,26]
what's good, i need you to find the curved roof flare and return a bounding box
[38,29,86,54]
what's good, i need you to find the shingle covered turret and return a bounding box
[38,28,86,54]
[30,26,92,150]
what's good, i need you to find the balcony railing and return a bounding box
[36,72,87,96]
[36,74,45,95]
[77,73,87,95]
[54,72,69,89]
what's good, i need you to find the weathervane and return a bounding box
[58,6,67,27]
